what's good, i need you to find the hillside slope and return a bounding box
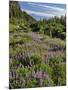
[9,1,36,23]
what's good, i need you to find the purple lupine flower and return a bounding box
[9,71,12,79]
[13,71,16,78]
[43,72,48,78]
[36,71,39,78]
[17,55,20,60]
[39,71,42,79]
[36,71,42,79]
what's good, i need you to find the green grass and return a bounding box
[43,37,65,49]
[9,34,32,45]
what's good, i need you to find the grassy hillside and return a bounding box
[9,1,36,33]
[9,1,36,21]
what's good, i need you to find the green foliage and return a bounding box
[39,16,66,40]
[9,1,22,19]
[30,22,40,32]
[44,38,65,49]
[9,34,32,46]
[43,78,54,86]
[26,78,37,88]
[49,54,66,66]
[9,23,18,33]
[49,55,66,86]
[40,64,52,76]
[22,11,36,24]
[52,64,66,85]
[9,1,36,34]
[16,67,31,77]
[30,54,42,65]
[35,63,52,76]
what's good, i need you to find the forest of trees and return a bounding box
[9,1,66,89]
[30,15,66,40]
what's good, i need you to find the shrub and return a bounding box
[52,64,66,85]
[43,78,54,86]
[30,54,42,65]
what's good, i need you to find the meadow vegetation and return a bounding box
[9,1,66,89]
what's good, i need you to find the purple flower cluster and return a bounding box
[9,71,16,79]
[31,70,49,86]
[32,70,48,79]
[14,53,33,67]
[15,53,25,61]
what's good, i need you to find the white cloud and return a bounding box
[26,2,66,17]
[21,9,61,17]
[28,2,66,12]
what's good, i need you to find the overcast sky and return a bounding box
[19,1,66,20]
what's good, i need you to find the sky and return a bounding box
[19,1,66,20]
